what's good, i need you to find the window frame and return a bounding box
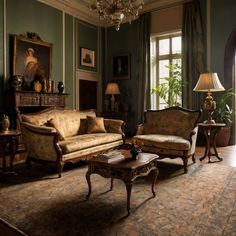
[150,32,182,109]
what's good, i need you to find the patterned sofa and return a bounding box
[20,107,125,177]
[133,107,202,173]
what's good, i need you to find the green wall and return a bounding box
[0,0,100,112]
[106,21,138,135]
[65,14,74,108]
[6,0,63,83]
[211,0,236,88]
[77,20,98,72]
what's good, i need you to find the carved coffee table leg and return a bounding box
[110,178,114,191]
[151,169,158,197]
[125,181,132,215]
[86,172,91,200]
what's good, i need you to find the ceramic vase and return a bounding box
[57,81,64,93]
[130,147,140,160]
[2,115,10,132]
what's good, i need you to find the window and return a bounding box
[150,33,182,109]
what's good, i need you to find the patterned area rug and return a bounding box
[0,161,236,236]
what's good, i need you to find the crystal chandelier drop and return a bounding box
[90,0,144,31]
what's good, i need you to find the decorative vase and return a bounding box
[130,147,140,160]
[9,75,23,91]
[2,114,10,132]
[57,81,64,93]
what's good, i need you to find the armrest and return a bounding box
[20,122,61,162]
[136,124,144,135]
[189,126,199,154]
[21,122,57,134]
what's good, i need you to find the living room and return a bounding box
[0,0,236,235]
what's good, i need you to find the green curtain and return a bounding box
[182,0,206,110]
[136,13,151,122]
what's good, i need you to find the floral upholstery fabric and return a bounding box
[133,107,202,173]
[20,108,125,176]
[104,119,124,135]
[87,116,107,133]
[134,134,191,150]
[59,133,122,154]
[143,109,200,140]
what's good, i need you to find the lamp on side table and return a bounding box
[105,82,120,111]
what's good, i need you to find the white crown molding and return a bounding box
[38,0,105,26]
[38,0,188,27]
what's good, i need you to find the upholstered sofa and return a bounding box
[20,107,125,177]
[133,107,202,173]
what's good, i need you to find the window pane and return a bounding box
[159,60,169,78]
[172,36,181,54]
[159,39,169,55]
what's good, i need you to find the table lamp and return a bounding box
[105,82,120,111]
[193,73,225,124]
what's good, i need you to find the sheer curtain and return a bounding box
[182,0,206,110]
[136,12,151,122]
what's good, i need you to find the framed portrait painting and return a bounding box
[13,35,52,90]
[80,47,95,68]
[112,54,130,80]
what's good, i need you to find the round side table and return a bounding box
[198,123,225,163]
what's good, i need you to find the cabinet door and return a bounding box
[79,80,97,110]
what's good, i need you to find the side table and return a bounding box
[198,123,225,162]
[0,130,21,173]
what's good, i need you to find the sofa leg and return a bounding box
[57,163,64,178]
[192,154,196,163]
[183,158,188,173]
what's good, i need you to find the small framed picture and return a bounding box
[13,35,52,91]
[80,47,95,68]
[112,54,130,80]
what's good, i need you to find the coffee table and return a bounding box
[86,151,159,215]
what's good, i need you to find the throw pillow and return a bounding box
[45,118,65,140]
[87,116,107,134]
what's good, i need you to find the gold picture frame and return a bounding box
[112,53,130,80]
[13,35,52,90]
[80,47,95,68]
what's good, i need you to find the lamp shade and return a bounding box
[193,73,225,92]
[105,83,120,95]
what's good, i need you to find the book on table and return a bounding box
[94,150,125,163]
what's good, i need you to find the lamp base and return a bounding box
[204,119,216,124]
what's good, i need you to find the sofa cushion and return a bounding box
[77,119,88,135]
[134,134,191,151]
[45,118,66,140]
[87,116,107,134]
[59,133,122,154]
[104,119,123,134]
[53,110,81,138]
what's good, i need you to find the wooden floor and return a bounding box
[195,145,236,167]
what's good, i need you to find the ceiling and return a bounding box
[39,0,186,26]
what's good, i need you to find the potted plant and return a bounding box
[151,63,184,107]
[214,88,235,146]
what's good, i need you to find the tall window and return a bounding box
[150,32,182,109]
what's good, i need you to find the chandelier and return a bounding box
[90,0,144,31]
